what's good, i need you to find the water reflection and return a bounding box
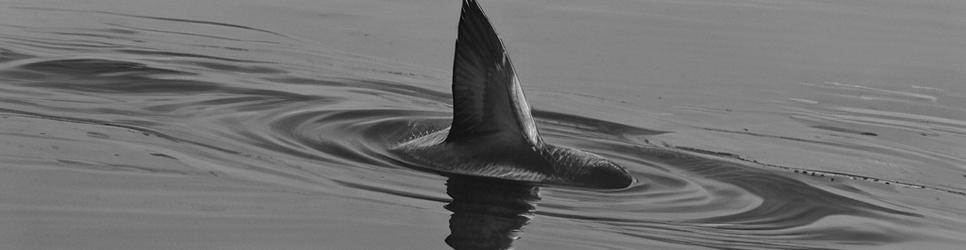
[444,175,540,250]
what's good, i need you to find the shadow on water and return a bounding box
[444,175,540,250]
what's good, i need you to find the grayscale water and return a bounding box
[2,0,965,249]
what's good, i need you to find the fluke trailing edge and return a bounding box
[393,0,634,189]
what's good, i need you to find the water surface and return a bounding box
[2,0,965,249]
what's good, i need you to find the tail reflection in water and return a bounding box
[444,176,540,250]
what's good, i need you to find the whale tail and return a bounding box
[446,0,541,147]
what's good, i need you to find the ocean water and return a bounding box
[1,0,964,249]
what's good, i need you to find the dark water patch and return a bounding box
[0,47,32,63]
[534,110,667,138]
[636,146,916,222]
[29,78,220,94]
[105,23,282,44]
[183,61,286,74]
[324,78,451,102]
[1,36,126,50]
[266,77,452,108]
[118,49,270,63]
[674,144,966,196]
[102,28,138,35]
[199,96,302,109]
[1,39,119,52]
[0,109,246,159]
[702,127,837,146]
[811,125,879,136]
[19,58,187,76]
[0,131,69,140]
[616,230,839,250]
[52,159,189,175]
[13,31,128,48]
[149,152,177,160]
[262,76,350,86]
[0,97,38,107]
[332,178,449,204]
[141,97,262,113]
[47,32,126,40]
[41,27,138,37]
[267,77,452,102]
[2,58,327,110]
[205,46,250,52]
[12,6,290,39]
[672,146,741,158]
[143,93,325,114]
[86,132,110,139]
[675,142,966,197]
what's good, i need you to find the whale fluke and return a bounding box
[393,0,635,189]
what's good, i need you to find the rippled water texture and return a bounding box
[2,1,965,249]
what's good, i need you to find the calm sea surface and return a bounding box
[2,0,964,249]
